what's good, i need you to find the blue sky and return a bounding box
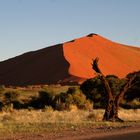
[0,0,140,61]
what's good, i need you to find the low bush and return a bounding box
[4,91,19,103]
[2,91,21,111]
[26,90,55,109]
[54,87,93,111]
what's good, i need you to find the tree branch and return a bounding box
[92,57,102,74]
[92,57,113,99]
[115,74,137,105]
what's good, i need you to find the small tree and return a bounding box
[91,57,137,121]
[80,75,126,109]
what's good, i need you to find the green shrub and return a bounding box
[27,90,55,109]
[4,91,19,103]
[125,71,140,102]
[38,90,55,106]
[54,87,93,111]
[80,75,126,108]
[80,77,106,108]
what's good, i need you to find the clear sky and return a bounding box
[0,0,140,61]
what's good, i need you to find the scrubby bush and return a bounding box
[80,76,106,108]
[4,91,19,102]
[81,72,140,109]
[119,71,140,109]
[54,87,93,111]
[106,75,126,95]
[2,91,20,111]
[38,90,55,107]
[125,71,140,102]
[80,75,126,108]
[27,90,55,109]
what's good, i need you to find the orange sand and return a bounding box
[0,34,140,86]
[63,34,140,79]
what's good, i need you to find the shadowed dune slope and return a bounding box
[0,44,71,86]
[0,34,140,86]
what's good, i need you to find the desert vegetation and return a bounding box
[0,66,139,135]
[81,58,140,121]
[0,77,139,113]
[0,85,93,111]
[0,109,140,135]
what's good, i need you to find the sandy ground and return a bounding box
[91,132,140,140]
[0,125,140,140]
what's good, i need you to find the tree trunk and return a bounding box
[103,99,123,122]
[92,57,136,122]
[102,76,135,122]
[104,74,137,122]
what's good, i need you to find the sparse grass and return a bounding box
[119,108,140,121]
[42,85,72,95]
[0,85,73,101]
[0,109,139,135]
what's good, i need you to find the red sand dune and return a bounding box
[0,33,140,86]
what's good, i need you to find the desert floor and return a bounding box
[0,124,139,140]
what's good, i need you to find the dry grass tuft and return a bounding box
[87,110,103,121]
[119,108,140,121]
[0,109,139,134]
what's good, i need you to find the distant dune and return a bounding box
[0,33,140,86]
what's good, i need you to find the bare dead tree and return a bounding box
[92,57,136,122]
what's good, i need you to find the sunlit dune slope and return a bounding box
[0,33,140,86]
[63,34,140,79]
